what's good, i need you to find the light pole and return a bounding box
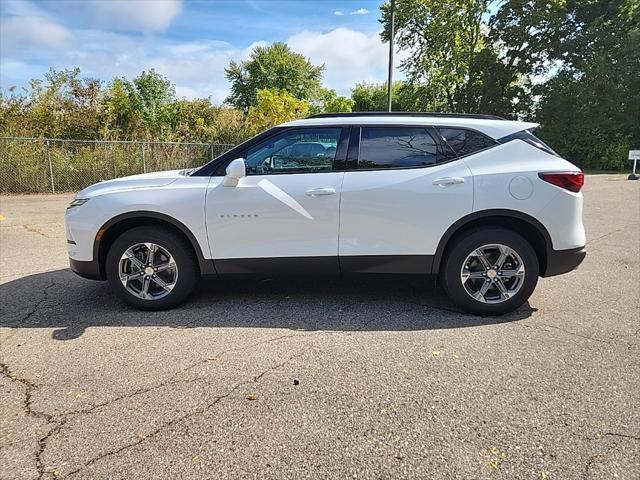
[386,0,396,112]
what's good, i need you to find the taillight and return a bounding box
[538,172,584,193]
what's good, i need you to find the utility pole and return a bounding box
[386,0,396,112]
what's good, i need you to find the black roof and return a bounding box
[308,112,506,120]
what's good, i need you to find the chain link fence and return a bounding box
[0,137,235,194]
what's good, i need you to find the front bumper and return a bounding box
[69,258,103,281]
[543,246,586,277]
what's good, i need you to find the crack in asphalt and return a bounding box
[0,361,60,479]
[4,279,58,328]
[586,222,640,247]
[5,327,335,478]
[22,224,51,238]
[26,280,58,322]
[582,436,620,480]
[63,350,307,478]
[22,304,371,477]
[62,330,326,418]
[0,362,42,417]
[582,430,640,479]
[603,432,640,441]
[517,321,619,346]
[57,297,379,419]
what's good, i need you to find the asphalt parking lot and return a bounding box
[1,174,638,480]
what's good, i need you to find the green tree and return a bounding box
[351,81,443,112]
[380,0,568,116]
[225,42,324,110]
[311,88,354,114]
[122,69,176,137]
[102,79,141,139]
[534,0,640,170]
[351,82,389,111]
[246,88,309,133]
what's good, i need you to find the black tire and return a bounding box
[440,227,539,316]
[105,226,199,310]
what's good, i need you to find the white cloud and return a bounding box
[145,40,268,102]
[0,15,72,54]
[88,0,183,32]
[0,0,400,104]
[287,28,405,96]
[334,8,368,16]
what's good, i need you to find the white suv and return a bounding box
[65,113,586,315]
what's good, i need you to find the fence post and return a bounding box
[46,140,55,193]
[112,144,117,178]
[141,143,146,173]
[210,144,214,161]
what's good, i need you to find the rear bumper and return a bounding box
[69,258,103,281]
[543,246,586,277]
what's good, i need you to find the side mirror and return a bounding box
[222,158,246,187]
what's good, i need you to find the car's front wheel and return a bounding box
[441,228,539,315]
[105,226,198,310]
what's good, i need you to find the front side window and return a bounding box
[245,128,342,175]
[358,127,438,169]
[438,128,497,157]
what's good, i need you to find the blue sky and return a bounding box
[0,0,404,103]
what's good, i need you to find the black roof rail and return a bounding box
[307,112,506,120]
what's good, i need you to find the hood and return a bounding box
[77,169,185,198]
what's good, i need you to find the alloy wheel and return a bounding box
[119,242,178,300]
[460,243,525,304]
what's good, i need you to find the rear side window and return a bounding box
[358,127,438,169]
[499,130,558,156]
[438,128,497,157]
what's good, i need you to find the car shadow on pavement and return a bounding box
[0,269,536,340]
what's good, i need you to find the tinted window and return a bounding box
[438,128,497,157]
[246,128,341,175]
[358,127,437,169]
[500,130,558,156]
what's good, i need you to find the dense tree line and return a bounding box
[1,0,637,171]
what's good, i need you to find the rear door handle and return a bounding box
[432,177,465,187]
[305,187,336,196]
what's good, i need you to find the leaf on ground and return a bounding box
[432,351,441,357]
[246,394,257,401]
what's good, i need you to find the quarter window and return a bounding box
[358,127,438,169]
[437,128,497,157]
[245,128,342,175]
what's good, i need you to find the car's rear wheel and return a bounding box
[106,226,198,310]
[441,228,539,315]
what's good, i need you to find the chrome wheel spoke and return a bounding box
[141,276,151,298]
[151,275,174,292]
[495,244,509,269]
[125,251,145,270]
[146,243,156,266]
[474,249,492,270]
[461,270,485,281]
[499,265,525,279]
[155,257,176,273]
[493,278,510,299]
[121,271,143,283]
[472,280,492,303]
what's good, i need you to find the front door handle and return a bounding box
[432,177,465,187]
[306,187,336,196]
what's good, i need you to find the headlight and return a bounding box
[68,198,89,209]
